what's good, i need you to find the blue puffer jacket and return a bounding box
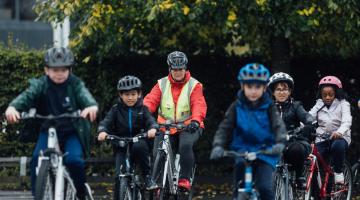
[213,91,287,168]
[231,92,278,167]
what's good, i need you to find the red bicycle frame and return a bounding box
[305,143,348,199]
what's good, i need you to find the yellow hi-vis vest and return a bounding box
[157,77,199,123]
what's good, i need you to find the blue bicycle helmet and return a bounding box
[238,63,270,83]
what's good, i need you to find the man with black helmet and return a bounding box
[97,75,158,196]
[5,47,98,200]
[144,51,207,191]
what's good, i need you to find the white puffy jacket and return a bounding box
[309,99,352,145]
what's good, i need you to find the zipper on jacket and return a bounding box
[128,108,132,136]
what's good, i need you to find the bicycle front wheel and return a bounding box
[63,176,77,200]
[292,164,312,200]
[351,162,360,196]
[119,177,132,200]
[35,160,55,200]
[329,162,352,200]
[274,170,288,200]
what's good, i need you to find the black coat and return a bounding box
[275,99,314,131]
[97,99,158,137]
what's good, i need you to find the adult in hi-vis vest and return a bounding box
[144,51,207,191]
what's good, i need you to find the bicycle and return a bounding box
[105,133,148,200]
[351,157,360,196]
[274,127,309,200]
[299,133,352,200]
[21,108,94,200]
[151,121,196,200]
[274,157,293,200]
[223,149,279,200]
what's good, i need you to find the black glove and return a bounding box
[187,120,200,133]
[210,146,225,160]
[271,143,285,155]
[301,124,316,141]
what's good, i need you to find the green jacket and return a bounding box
[9,74,98,157]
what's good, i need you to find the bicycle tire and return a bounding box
[274,171,286,200]
[351,162,360,195]
[35,160,55,200]
[152,151,169,200]
[63,175,77,200]
[119,177,132,200]
[292,162,312,200]
[329,161,352,200]
[237,192,250,200]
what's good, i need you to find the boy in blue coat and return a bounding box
[210,63,286,200]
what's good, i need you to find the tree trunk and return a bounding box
[270,36,291,73]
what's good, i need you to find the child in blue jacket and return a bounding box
[210,63,286,200]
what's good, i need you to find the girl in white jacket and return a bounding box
[309,76,352,184]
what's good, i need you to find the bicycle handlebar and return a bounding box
[158,123,186,130]
[105,133,147,147]
[21,108,81,120]
[223,149,280,161]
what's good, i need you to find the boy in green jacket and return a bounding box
[5,47,98,200]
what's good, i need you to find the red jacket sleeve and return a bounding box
[143,83,162,113]
[190,83,207,127]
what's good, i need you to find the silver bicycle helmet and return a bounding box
[117,75,142,91]
[167,51,188,69]
[44,47,74,68]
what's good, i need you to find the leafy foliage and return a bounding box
[34,0,360,63]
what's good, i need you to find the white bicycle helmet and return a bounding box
[268,72,294,91]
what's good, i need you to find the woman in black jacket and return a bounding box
[268,72,316,188]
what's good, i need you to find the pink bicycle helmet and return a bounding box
[319,76,342,89]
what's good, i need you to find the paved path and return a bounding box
[0,190,232,200]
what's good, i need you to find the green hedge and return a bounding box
[0,44,43,155]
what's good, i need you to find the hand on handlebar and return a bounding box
[270,143,285,155]
[301,124,316,140]
[97,131,108,141]
[5,106,20,124]
[330,132,342,140]
[147,128,156,138]
[210,146,225,160]
[186,120,200,133]
[80,105,98,122]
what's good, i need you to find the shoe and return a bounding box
[178,178,191,191]
[145,175,159,190]
[334,172,344,184]
[296,176,307,189]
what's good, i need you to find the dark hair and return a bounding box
[119,89,142,95]
[317,84,346,100]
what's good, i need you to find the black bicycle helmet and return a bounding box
[167,51,188,69]
[117,75,142,91]
[44,47,74,68]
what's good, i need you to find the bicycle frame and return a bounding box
[37,126,77,200]
[21,109,82,200]
[224,151,267,199]
[106,134,146,200]
[305,142,349,199]
[158,130,178,194]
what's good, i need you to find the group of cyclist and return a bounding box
[4,46,352,200]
